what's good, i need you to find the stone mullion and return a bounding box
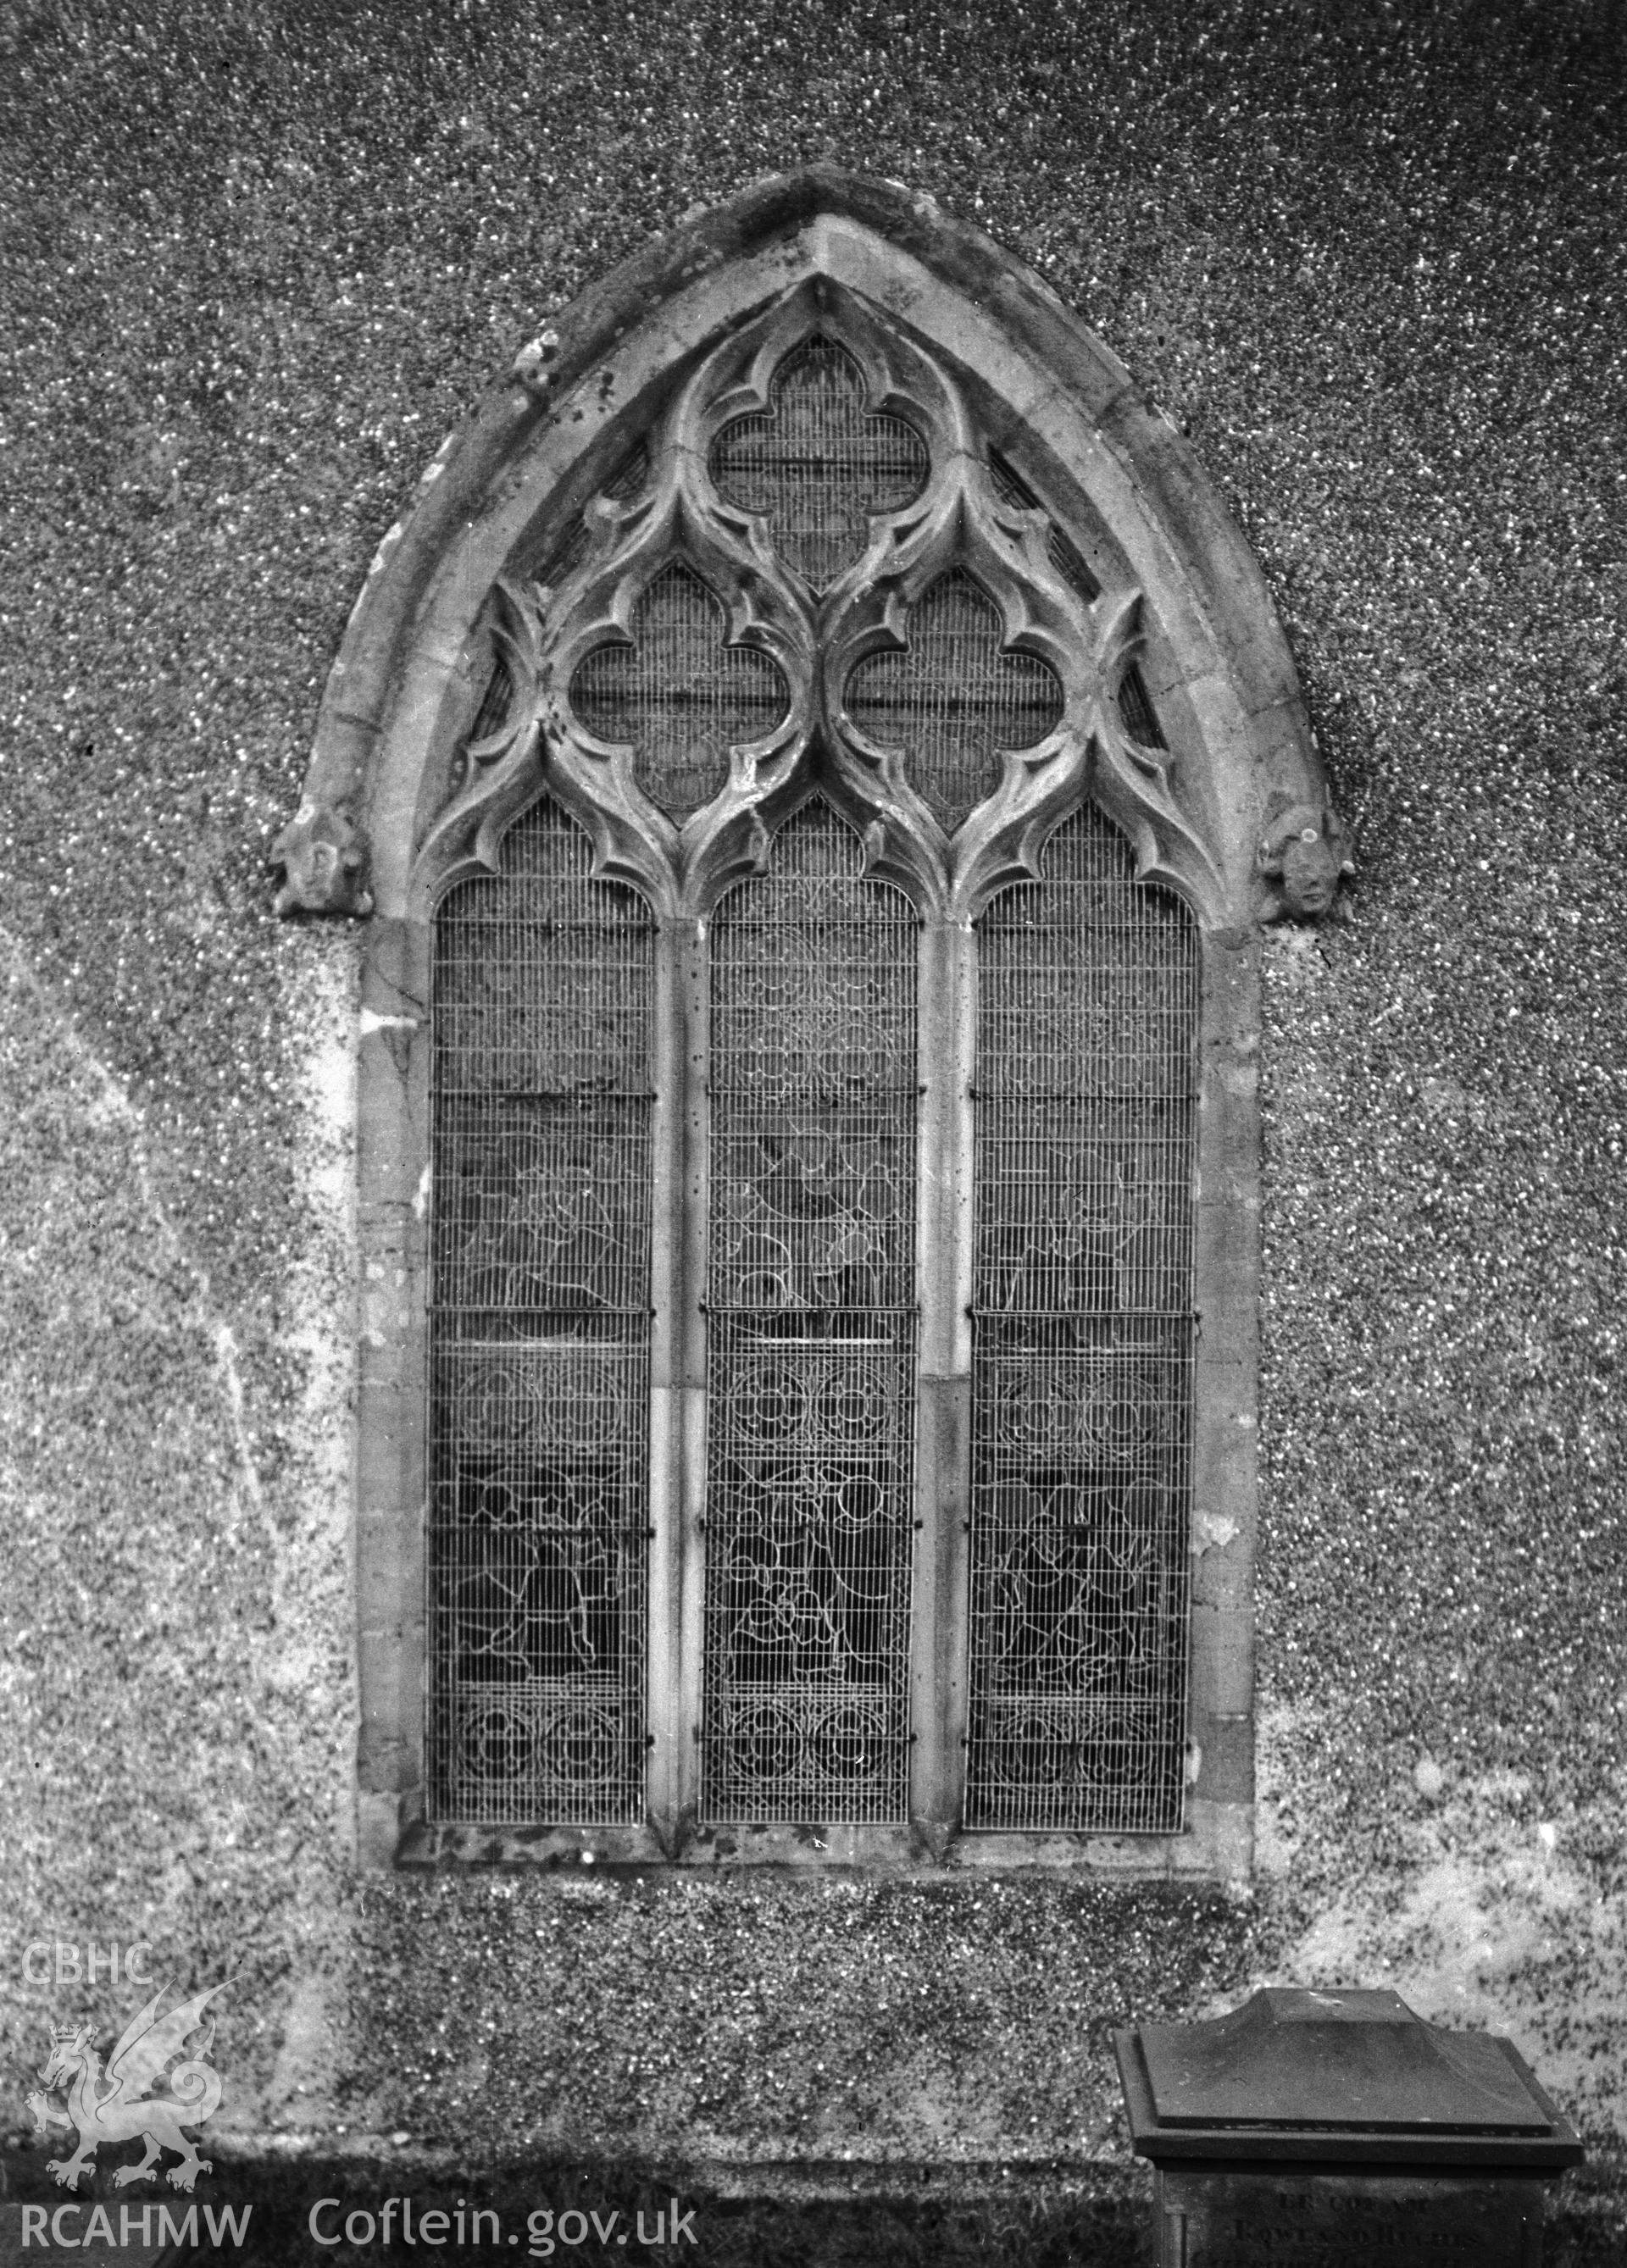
[908,916,975,1840]
[644,913,688,1844]
[669,917,710,1843]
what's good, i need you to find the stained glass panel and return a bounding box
[709,337,929,590]
[964,802,1197,1833]
[701,803,919,1823]
[570,561,788,818]
[428,800,653,1826]
[843,570,1064,832]
[430,309,1210,1849]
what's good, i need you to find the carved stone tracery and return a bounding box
[418,282,1236,927]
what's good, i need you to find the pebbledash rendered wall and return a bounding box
[3,0,1624,2216]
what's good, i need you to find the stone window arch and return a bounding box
[276,168,1347,1872]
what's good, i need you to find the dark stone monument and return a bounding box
[1114,1986,1584,2266]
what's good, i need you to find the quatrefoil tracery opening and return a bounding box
[842,571,1066,834]
[709,336,930,591]
[569,562,790,819]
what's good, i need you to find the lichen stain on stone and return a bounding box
[0,932,263,1906]
[1253,1706,1627,2141]
[0,925,358,2113]
[274,932,358,1548]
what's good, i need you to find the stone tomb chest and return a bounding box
[1113,1986,1583,2266]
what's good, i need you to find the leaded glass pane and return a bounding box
[569,561,788,818]
[428,300,1210,1851]
[701,802,919,1823]
[843,569,1063,832]
[428,800,653,1826]
[964,803,1197,1833]
[709,337,929,590]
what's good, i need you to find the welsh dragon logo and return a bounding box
[26,1979,227,2193]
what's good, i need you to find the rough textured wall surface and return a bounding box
[1,0,1622,2220]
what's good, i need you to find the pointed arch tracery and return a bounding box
[288,169,1342,1872]
[410,278,1231,932]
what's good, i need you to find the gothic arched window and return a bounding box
[280,171,1347,1873]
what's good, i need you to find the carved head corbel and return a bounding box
[1255,796,1352,922]
[272,801,374,918]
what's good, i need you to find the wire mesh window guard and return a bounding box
[843,569,1064,832]
[964,804,1197,1832]
[710,336,929,590]
[570,562,789,818]
[702,802,920,1823]
[425,320,1208,1846]
[429,800,654,1825]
